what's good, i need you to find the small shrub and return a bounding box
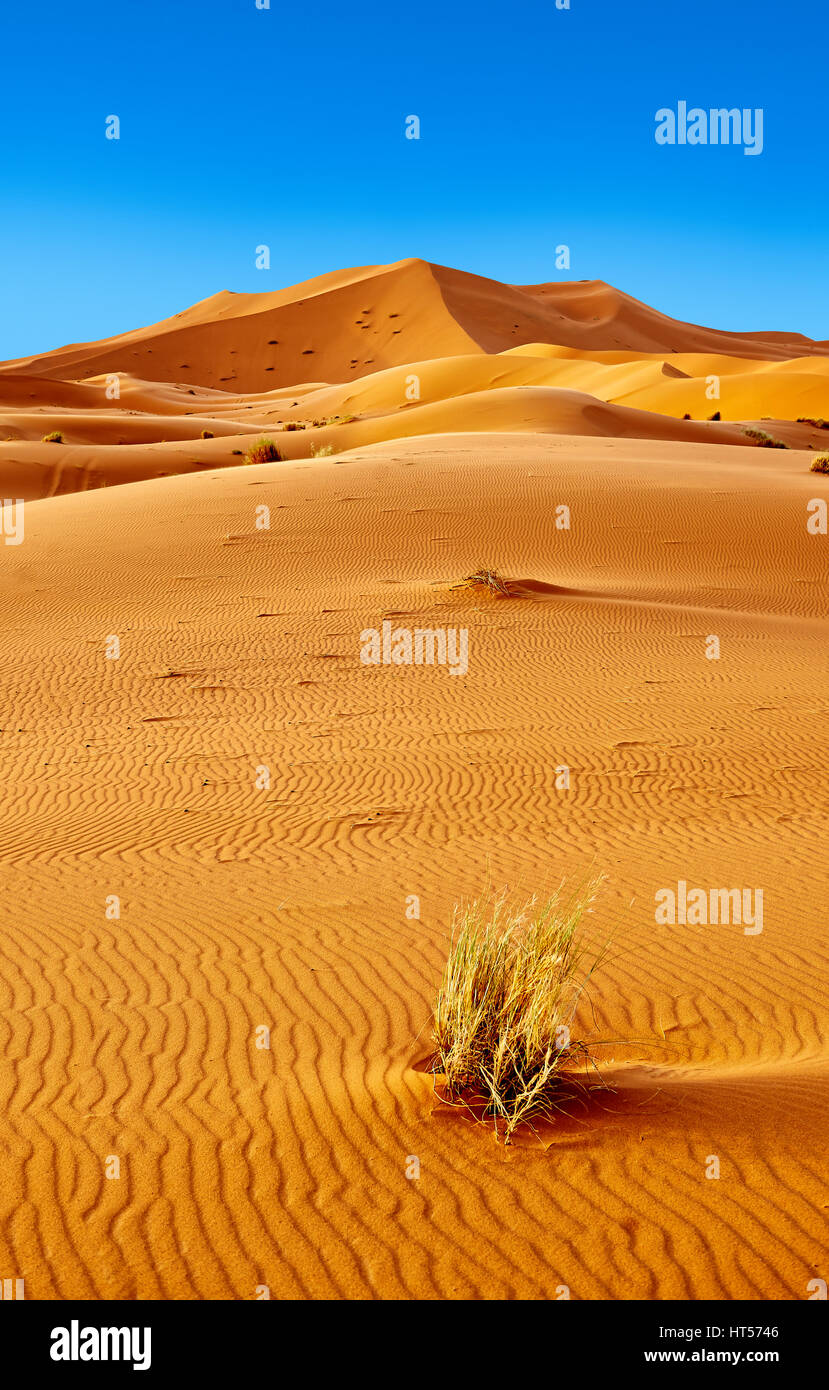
[42,430,64,443]
[244,436,283,464]
[682,413,691,420]
[708,411,721,421]
[201,429,214,439]
[743,428,789,449]
[231,449,243,456]
[811,455,829,473]
[454,568,511,597]
[432,885,605,1143]
[310,443,334,458]
[798,417,829,429]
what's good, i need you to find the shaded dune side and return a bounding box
[430,262,829,360]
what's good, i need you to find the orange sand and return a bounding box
[0,262,827,1300]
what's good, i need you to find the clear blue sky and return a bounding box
[1,0,826,360]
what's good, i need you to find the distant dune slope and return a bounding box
[3,258,828,394]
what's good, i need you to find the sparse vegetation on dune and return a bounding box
[810,455,829,473]
[243,436,283,464]
[200,428,214,439]
[798,417,829,429]
[432,885,606,1143]
[744,428,789,449]
[307,414,353,428]
[42,430,64,443]
[453,568,512,596]
[310,443,334,458]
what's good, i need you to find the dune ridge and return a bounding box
[4,257,828,391]
[3,260,829,504]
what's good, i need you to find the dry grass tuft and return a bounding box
[243,436,283,464]
[454,568,511,597]
[810,455,829,474]
[42,430,64,443]
[432,884,605,1143]
[743,428,789,449]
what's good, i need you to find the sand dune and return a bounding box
[4,258,828,395]
[3,262,828,504]
[0,392,760,502]
[0,433,826,1299]
[0,262,827,1302]
[4,353,828,502]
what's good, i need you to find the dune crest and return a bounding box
[2,260,828,502]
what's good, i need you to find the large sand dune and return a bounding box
[0,265,827,1301]
[3,257,829,393]
[3,261,829,504]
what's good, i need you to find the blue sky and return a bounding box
[1,0,826,359]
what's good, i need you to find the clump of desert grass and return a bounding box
[243,436,283,464]
[200,428,214,439]
[42,430,64,443]
[743,427,789,449]
[431,884,606,1144]
[811,455,829,474]
[310,442,335,457]
[453,567,511,597]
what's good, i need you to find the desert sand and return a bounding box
[0,260,827,1300]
